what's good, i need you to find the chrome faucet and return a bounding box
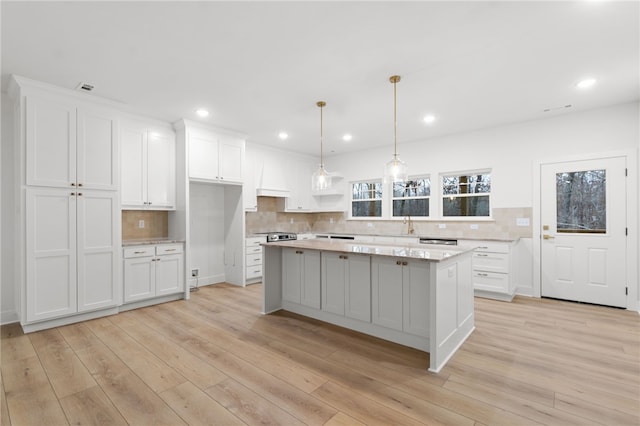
[404,215,415,235]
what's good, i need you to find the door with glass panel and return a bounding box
[540,157,627,307]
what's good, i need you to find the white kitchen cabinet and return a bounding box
[243,147,258,211]
[185,123,245,184]
[321,252,371,321]
[124,243,184,303]
[121,121,176,210]
[26,95,118,190]
[25,187,120,322]
[285,160,315,212]
[282,247,320,308]
[371,256,429,337]
[459,239,516,301]
[245,236,266,283]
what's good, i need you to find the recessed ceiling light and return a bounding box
[278,132,288,140]
[576,78,596,89]
[195,108,210,117]
[342,134,353,142]
[423,114,436,124]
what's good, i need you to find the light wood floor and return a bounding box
[1,284,639,426]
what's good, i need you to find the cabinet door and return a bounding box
[26,96,77,188]
[218,136,244,183]
[124,257,155,302]
[371,257,403,331]
[120,124,147,207]
[77,191,120,312]
[188,131,219,180]
[301,250,321,309]
[147,130,176,209]
[345,254,371,322]
[286,161,313,211]
[282,248,301,303]
[243,146,258,211]
[322,252,345,315]
[77,106,118,190]
[156,254,184,296]
[25,188,77,322]
[402,261,430,337]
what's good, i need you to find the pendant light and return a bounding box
[383,75,408,184]
[311,101,333,191]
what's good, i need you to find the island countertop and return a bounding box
[262,238,474,262]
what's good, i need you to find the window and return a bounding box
[351,181,382,217]
[556,169,606,233]
[442,172,491,217]
[392,177,430,217]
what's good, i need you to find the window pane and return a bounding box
[393,199,429,216]
[442,195,490,216]
[556,170,606,233]
[352,200,382,217]
[442,174,491,195]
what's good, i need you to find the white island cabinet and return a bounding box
[263,239,475,373]
[458,239,517,301]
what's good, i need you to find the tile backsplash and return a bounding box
[245,197,533,239]
[122,210,168,240]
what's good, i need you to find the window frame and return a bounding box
[391,175,431,219]
[440,169,492,219]
[349,179,384,219]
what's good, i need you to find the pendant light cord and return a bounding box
[390,75,401,158]
[317,101,326,167]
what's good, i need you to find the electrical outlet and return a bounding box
[470,224,479,230]
[438,223,446,229]
[329,217,334,224]
[191,268,199,277]
[138,220,145,228]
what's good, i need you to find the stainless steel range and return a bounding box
[263,232,297,242]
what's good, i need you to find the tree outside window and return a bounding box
[442,172,491,217]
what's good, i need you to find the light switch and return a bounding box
[517,218,530,227]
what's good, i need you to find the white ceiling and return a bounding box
[2,1,638,157]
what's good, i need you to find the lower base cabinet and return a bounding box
[321,252,371,322]
[124,243,184,303]
[371,256,429,337]
[282,247,320,308]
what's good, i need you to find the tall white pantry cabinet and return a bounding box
[9,76,121,331]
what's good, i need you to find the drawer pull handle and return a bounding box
[133,251,146,254]
[478,246,488,249]
[478,273,488,277]
[477,254,489,257]
[164,249,176,252]
[402,261,408,266]
[396,260,402,265]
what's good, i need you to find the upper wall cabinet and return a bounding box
[178,120,245,185]
[25,95,118,190]
[121,120,176,210]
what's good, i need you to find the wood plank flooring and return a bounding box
[1,284,638,425]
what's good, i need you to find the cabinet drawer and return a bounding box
[246,265,263,279]
[156,244,183,255]
[246,253,263,267]
[473,271,509,292]
[246,237,265,247]
[473,252,508,273]
[124,246,155,258]
[246,245,262,255]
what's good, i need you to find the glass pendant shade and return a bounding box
[312,164,333,191]
[383,154,408,184]
[312,100,333,191]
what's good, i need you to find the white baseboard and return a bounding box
[1,309,19,325]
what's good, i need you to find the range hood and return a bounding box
[256,163,290,197]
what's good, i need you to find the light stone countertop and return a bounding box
[313,232,518,243]
[262,238,474,262]
[122,239,185,247]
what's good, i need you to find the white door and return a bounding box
[25,96,77,188]
[77,106,118,190]
[77,190,120,312]
[26,188,77,321]
[156,254,184,296]
[147,130,176,209]
[541,157,627,307]
[120,124,147,207]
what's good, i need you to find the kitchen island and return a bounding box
[262,239,475,372]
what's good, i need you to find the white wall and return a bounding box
[327,102,639,209]
[189,182,226,286]
[1,95,17,324]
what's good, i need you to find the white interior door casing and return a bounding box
[540,157,627,307]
